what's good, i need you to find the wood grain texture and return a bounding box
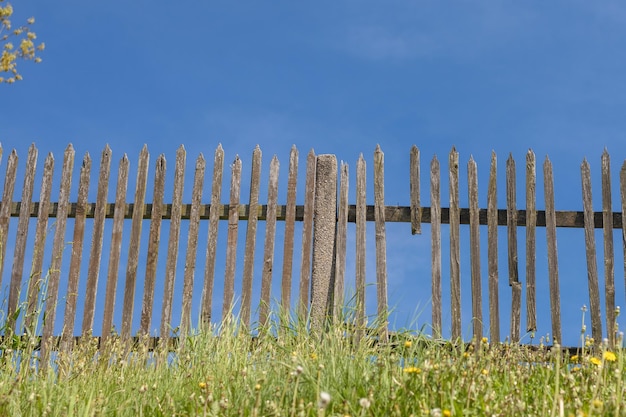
[201,144,224,325]
[222,155,242,321]
[139,154,166,336]
[7,144,37,331]
[241,146,261,328]
[374,145,388,340]
[160,146,186,339]
[121,145,150,340]
[61,152,91,351]
[449,147,461,341]
[544,157,562,344]
[41,144,75,364]
[281,146,298,311]
[180,154,206,335]
[333,162,349,319]
[410,145,421,235]
[297,149,316,317]
[468,156,482,341]
[355,154,367,337]
[487,152,499,342]
[0,149,18,290]
[101,154,129,345]
[601,150,616,347]
[525,150,537,333]
[430,156,442,337]
[259,156,279,326]
[506,154,520,343]
[581,159,602,344]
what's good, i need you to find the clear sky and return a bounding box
[2,1,626,346]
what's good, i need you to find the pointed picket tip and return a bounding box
[197,152,205,163]
[45,152,55,163]
[65,143,75,152]
[122,153,129,163]
[141,143,149,152]
[82,152,92,168]
[451,145,457,153]
[468,154,475,163]
[308,148,315,156]
[375,144,383,153]
[431,154,439,162]
[358,152,364,160]
[217,143,223,151]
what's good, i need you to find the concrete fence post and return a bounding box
[310,154,337,332]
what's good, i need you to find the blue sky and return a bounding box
[2,1,626,346]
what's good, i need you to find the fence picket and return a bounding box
[8,144,37,331]
[161,146,186,340]
[333,162,349,319]
[180,154,206,335]
[374,145,388,339]
[241,146,261,328]
[487,152,499,342]
[506,154,521,343]
[621,161,626,327]
[581,159,602,344]
[281,146,298,311]
[297,149,315,317]
[101,154,129,344]
[222,156,242,321]
[121,145,150,340]
[61,152,91,351]
[42,144,75,364]
[260,156,279,325]
[525,150,537,333]
[544,157,562,344]
[410,145,421,235]
[468,157,482,341]
[201,144,224,325]
[0,150,18,290]
[430,156,441,337]
[449,147,461,341]
[139,154,166,336]
[355,154,366,335]
[601,150,616,347]
[25,153,54,332]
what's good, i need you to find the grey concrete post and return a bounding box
[310,154,337,332]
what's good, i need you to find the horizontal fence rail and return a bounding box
[0,143,625,363]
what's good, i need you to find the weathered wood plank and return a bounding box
[121,145,150,340]
[468,156,482,341]
[222,155,242,321]
[601,150,615,347]
[525,150,537,333]
[0,149,18,290]
[160,145,186,339]
[487,152,499,343]
[621,161,626,328]
[42,144,75,364]
[180,154,206,336]
[101,154,129,344]
[8,144,37,331]
[241,146,261,328]
[506,154,521,343]
[61,152,91,351]
[581,159,602,344]
[449,147,461,341]
[25,153,54,332]
[201,144,224,325]
[544,157,562,344]
[297,149,316,317]
[430,156,442,337]
[139,154,166,336]
[355,154,366,335]
[259,156,279,326]
[334,162,349,319]
[410,145,421,235]
[281,145,298,311]
[374,145,388,340]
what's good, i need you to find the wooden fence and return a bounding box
[0,143,624,362]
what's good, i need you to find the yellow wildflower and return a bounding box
[404,340,412,348]
[592,399,603,408]
[443,410,452,417]
[570,355,579,362]
[590,357,601,366]
[403,366,421,374]
[198,382,207,389]
[603,351,617,362]
[481,337,488,344]
[481,369,489,376]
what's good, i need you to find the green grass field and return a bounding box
[0,312,623,416]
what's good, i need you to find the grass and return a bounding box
[0,310,624,416]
